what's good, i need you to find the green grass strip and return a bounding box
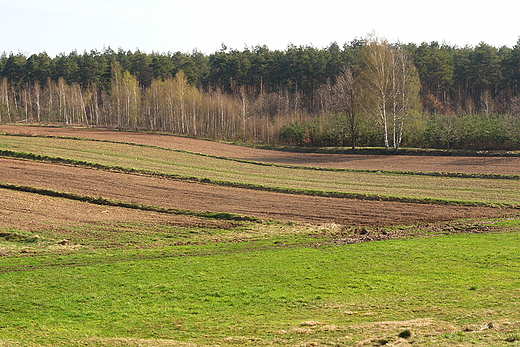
[2,150,518,209]
[0,182,259,222]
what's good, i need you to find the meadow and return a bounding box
[1,127,519,346]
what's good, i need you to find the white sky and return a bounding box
[1,0,519,57]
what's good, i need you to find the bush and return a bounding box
[279,121,305,145]
[426,113,516,150]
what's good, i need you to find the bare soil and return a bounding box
[0,187,231,232]
[2,124,519,175]
[0,158,509,226]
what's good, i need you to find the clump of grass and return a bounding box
[398,329,412,339]
[0,230,40,243]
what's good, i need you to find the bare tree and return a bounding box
[122,71,140,129]
[110,61,123,129]
[33,82,41,123]
[391,48,421,151]
[0,78,10,122]
[332,67,358,149]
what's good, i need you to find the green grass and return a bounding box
[1,134,520,207]
[1,226,520,346]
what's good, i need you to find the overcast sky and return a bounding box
[2,0,519,57]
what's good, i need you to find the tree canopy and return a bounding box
[1,38,520,150]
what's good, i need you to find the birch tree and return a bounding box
[33,82,41,123]
[173,71,188,134]
[122,70,140,129]
[391,48,421,150]
[110,61,123,129]
[356,36,420,151]
[57,77,68,124]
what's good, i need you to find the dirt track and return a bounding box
[1,124,519,175]
[0,158,508,226]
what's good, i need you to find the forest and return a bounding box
[1,36,520,150]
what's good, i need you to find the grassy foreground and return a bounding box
[1,185,520,346]
[1,215,520,346]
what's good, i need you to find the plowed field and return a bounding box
[0,125,516,226]
[0,158,505,226]
[2,124,520,175]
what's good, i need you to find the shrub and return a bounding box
[279,121,305,145]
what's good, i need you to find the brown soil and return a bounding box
[0,158,509,226]
[1,124,519,175]
[0,188,229,232]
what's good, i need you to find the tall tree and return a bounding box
[469,42,500,112]
[2,53,27,87]
[130,50,153,88]
[77,50,105,88]
[26,52,53,85]
[122,70,140,129]
[499,38,520,98]
[326,67,358,148]
[413,42,453,103]
[356,36,421,151]
[53,53,79,84]
[452,46,473,113]
[110,60,124,129]
[150,53,174,81]
[0,78,11,122]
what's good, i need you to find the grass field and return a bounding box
[1,129,520,346]
[2,218,520,346]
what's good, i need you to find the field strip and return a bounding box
[0,182,257,222]
[2,125,520,176]
[2,150,520,207]
[1,158,508,226]
[1,134,520,206]
[0,218,506,274]
[0,247,275,274]
[1,157,519,209]
[2,132,520,180]
[0,239,297,274]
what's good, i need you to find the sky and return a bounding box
[1,0,519,57]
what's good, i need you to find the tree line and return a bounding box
[1,37,520,150]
